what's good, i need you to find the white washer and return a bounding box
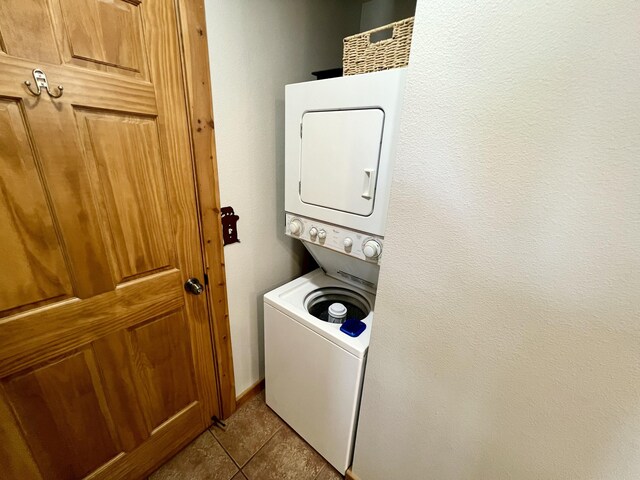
[264,269,374,474]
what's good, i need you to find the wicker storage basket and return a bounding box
[343,17,414,76]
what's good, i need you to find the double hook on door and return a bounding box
[24,68,64,99]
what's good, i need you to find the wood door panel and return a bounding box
[93,330,151,452]
[77,110,173,283]
[86,402,202,480]
[58,0,104,64]
[56,0,148,77]
[96,0,145,72]
[0,57,157,115]
[5,349,121,479]
[0,269,184,378]
[0,391,42,479]
[0,0,224,477]
[130,311,197,431]
[0,0,61,63]
[0,292,199,479]
[23,99,117,299]
[0,98,71,314]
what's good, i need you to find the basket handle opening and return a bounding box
[369,26,395,44]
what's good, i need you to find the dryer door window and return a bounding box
[299,108,384,216]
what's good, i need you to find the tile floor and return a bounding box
[150,392,344,480]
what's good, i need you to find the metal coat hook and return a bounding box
[24,68,64,98]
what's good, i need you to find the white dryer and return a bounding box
[265,69,406,474]
[285,68,406,236]
[284,68,406,290]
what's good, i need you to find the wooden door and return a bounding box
[0,1,220,478]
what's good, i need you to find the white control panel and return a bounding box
[285,213,383,264]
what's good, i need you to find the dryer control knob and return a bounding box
[318,229,326,240]
[363,240,382,260]
[289,219,302,236]
[343,238,353,249]
[309,227,318,239]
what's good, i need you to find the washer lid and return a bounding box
[303,241,379,294]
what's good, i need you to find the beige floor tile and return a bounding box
[150,431,238,480]
[315,463,344,480]
[231,472,248,480]
[210,392,284,466]
[242,426,326,480]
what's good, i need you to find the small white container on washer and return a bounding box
[328,302,347,324]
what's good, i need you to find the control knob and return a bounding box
[318,229,326,240]
[343,238,353,250]
[309,227,318,239]
[289,219,302,236]
[363,239,382,260]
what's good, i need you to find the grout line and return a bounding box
[313,464,328,480]
[208,429,242,469]
[208,396,289,475]
[207,419,285,470]
[240,422,285,470]
[206,428,242,470]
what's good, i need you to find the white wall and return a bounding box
[204,1,361,396]
[360,0,416,31]
[352,0,640,479]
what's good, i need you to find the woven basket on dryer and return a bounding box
[343,17,414,76]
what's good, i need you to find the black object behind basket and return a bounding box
[311,68,343,80]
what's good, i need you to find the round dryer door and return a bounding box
[304,287,370,324]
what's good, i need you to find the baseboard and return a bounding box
[235,378,265,409]
[345,467,361,480]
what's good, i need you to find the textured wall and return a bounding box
[204,0,361,395]
[352,0,640,478]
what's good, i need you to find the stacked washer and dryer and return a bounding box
[264,68,406,474]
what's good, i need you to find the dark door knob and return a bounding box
[184,278,204,295]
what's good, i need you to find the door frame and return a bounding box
[175,0,236,419]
